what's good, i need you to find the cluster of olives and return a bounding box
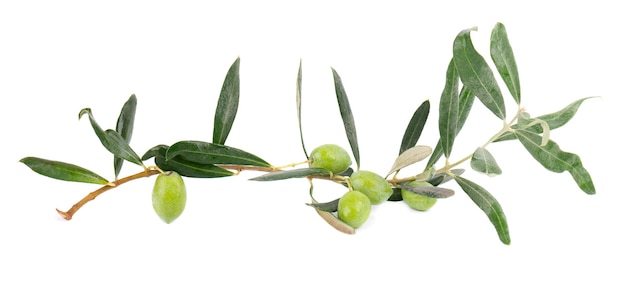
[152,171,187,224]
[309,144,437,229]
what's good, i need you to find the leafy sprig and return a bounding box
[19,23,596,245]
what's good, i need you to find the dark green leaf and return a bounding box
[399,100,430,155]
[20,157,110,185]
[388,188,403,201]
[141,144,170,161]
[305,198,339,212]
[79,108,143,167]
[249,168,331,181]
[426,140,444,169]
[397,183,455,198]
[454,175,510,245]
[156,156,234,178]
[143,144,233,178]
[470,147,502,176]
[114,94,138,177]
[213,57,241,145]
[454,27,506,120]
[427,87,474,168]
[438,59,460,158]
[457,86,475,134]
[490,22,521,105]
[514,130,595,194]
[166,140,271,168]
[331,68,360,169]
[296,59,308,159]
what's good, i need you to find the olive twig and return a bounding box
[56,168,162,220]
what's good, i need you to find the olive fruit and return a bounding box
[152,171,187,224]
[401,181,437,211]
[337,190,371,228]
[309,144,352,174]
[349,170,393,204]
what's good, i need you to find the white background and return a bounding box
[2,1,624,281]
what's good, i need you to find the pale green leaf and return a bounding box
[490,22,521,104]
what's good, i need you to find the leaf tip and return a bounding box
[78,108,91,120]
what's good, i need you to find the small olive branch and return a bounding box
[19,23,596,245]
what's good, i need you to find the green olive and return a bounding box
[349,170,393,204]
[401,181,437,211]
[337,190,371,228]
[152,171,187,224]
[309,144,352,174]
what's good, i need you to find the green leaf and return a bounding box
[514,130,595,194]
[20,157,110,185]
[388,145,432,177]
[332,68,360,169]
[114,94,138,178]
[454,27,506,120]
[166,140,271,168]
[496,97,596,142]
[388,188,403,201]
[145,144,233,178]
[429,169,465,186]
[79,108,143,167]
[141,144,170,161]
[396,183,455,198]
[399,100,430,155]
[438,59,460,158]
[296,59,308,159]
[249,168,331,181]
[213,57,241,145]
[470,147,502,176]
[156,156,234,178]
[454,175,510,245]
[490,22,521,105]
[457,86,475,134]
[305,198,339,212]
[428,86,475,168]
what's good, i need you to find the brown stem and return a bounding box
[56,168,162,220]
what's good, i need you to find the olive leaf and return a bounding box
[514,129,595,194]
[438,59,460,158]
[114,94,138,178]
[470,147,502,176]
[332,68,360,169]
[20,157,111,185]
[296,59,308,159]
[429,169,465,186]
[399,100,430,155]
[490,22,521,105]
[166,140,271,168]
[454,175,510,245]
[249,168,331,181]
[305,198,339,212]
[309,184,355,234]
[387,145,432,177]
[213,57,241,145]
[427,86,474,168]
[79,108,144,167]
[142,144,233,178]
[495,97,596,142]
[454,27,506,120]
[396,183,455,198]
